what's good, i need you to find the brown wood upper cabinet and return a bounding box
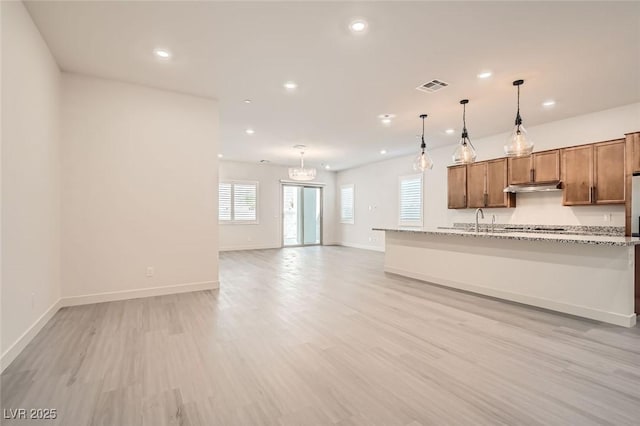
[629,132,640,173]
[447,165,467,209]
[463,159,515,209]
[508,150,560,185]
[562,139,625,205]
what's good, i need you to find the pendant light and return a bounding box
[413,114,433,171]
[452,99,477,164]
[504,79,534,157]
[288,145,317,181]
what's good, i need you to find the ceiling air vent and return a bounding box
[416,79,449,93]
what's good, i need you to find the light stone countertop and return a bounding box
[372,227,640,247]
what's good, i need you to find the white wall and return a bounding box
[337,103,640,251]
[61,74,219,301]
[219,160,337,250]
[1,1,61,364]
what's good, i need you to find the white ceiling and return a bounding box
[25,1,640,170]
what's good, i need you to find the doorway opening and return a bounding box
[282,185,322,247]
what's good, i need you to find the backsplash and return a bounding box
[447,191,625,227]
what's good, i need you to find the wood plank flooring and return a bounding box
[2,246,640,425]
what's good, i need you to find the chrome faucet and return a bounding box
[475,208,484,232]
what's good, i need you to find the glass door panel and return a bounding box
[283,185,302,246]
[282,185,322,247]
[302,187,321,245]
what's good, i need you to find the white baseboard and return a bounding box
[1,280,219,373]
[1,298,62,373]
[339,242,385,252]
[61,280,219,306]
[219,244,280,252]
[385,266,637,328]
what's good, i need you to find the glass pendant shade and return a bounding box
[288,150,317,181]
[452,99,476,165]
[413,114,433,171]
[413,150,434,171]
[504,79,534,157]
[504,123,533,157]
[452,137,477,164]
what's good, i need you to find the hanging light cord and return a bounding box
[461,103,468,141]
[515,83,522,128]
[420,116,426,152]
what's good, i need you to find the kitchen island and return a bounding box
[374,227,640,327]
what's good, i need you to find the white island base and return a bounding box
[379,229,638,327]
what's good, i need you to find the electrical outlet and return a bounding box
[146,267,154,277]
[603,213,612,222]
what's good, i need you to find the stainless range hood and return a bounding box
[503,181,562,193]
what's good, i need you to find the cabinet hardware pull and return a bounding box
[530,169,534,182]
[593,186,597,203]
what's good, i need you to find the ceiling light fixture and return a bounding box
[413,114,433,171]
[504,79,534,157]
[349,19,368,33]
[245,129,255,135]
[380,149,387,155]
[243,99,252,104]
[283,81,298,90]
[217,154,223,158]
[542,100,556,107]
[445,129,455,135]
[154,49,171,59]
[288,145,317,181]
[477,71,492,79]
[452,99,477,165]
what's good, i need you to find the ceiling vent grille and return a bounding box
[416,79,449,93]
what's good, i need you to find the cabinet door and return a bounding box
[562,145,593,206]
[447,165,467,209]
[594,139,625,204]
[628,132,640,173]
[533,150,560,183]
[486,158,515,208]
[467,162,487,208]
[508,156,533,184]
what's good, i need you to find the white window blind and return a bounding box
[340,184,354,224]
[219,183,232,221]
[219,181,258,223]
[399,174,423,226]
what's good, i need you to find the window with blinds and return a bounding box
[340,184,355,224]
[219,181,258,223]
[399,174,423,226]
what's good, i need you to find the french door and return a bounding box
[282,185,322,247]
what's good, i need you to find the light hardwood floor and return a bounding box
[2,246,640,425]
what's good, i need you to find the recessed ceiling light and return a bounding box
[543,100,556,107]
[325,165,331,170]
[154,48,171,59]
[245,129,255,135]
[445,129,455,135]
[349,19,368,33]
[217,154,223,158]
[477,71,492,79]
[380,149,387,155]
[381,118,392,125]
[283,81,297,90]
[243,99,252,104]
